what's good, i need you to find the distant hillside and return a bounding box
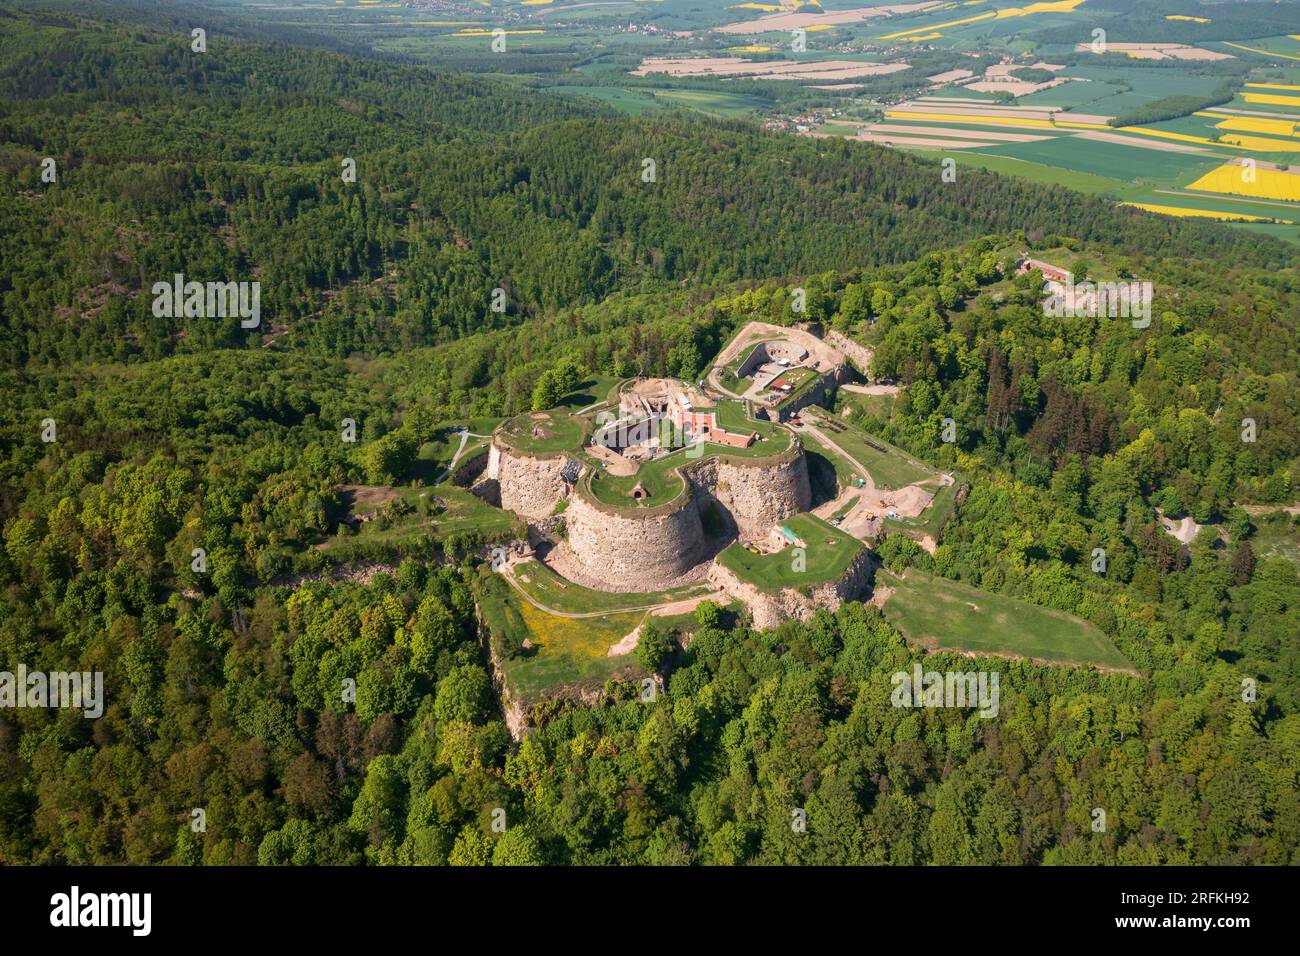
[0,5,1295,369]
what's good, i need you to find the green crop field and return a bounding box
[547,85,665,116]
[717,512,862,589]
[652,89,770,118]
[881,569,1131,670]
[979,137,1218,185]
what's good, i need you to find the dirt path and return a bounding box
[433,429,470,484]
[1242,501,1300,516]
[1157,509,1202,545]
[800,420,883,539]
[841,382,900,397]
[801,422,876,492]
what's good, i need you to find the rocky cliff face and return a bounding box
[690,444,811,539]
[707,547,876,630]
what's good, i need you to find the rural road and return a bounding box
[796,417,882,539]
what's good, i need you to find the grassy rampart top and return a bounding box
[716,512,864,588]
[494,408,589,458]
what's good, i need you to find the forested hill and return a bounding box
[1,7,1295,367]
[0,7,601,140]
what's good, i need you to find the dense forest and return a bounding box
[2,7,1291,367]
[0,5,1298,865]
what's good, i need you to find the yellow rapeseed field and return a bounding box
[1187,163,1300,202]
[885,111,1052,128]
[1218,134,1300,152]
[1242,92,1300,108]
[880,0,1085,41]
[1121,202,1287,222]
[1202,114,1299,137]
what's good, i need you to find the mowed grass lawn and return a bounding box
[497,408,587,453]
[718,512,862,588]
[798,429,858,488]
[584,446,687,507]
[428,484,521,536]
[881,569,1130,670]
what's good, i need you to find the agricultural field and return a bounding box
[223,0,1300,244]
[717,512,864,588]
[880,569,1132,670]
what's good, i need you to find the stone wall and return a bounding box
[707,547,876,630]
[772,367,850,422]
[564,484,706,590]
[737,340,809,378]
[490,440,577,522]
[690,442,811,539]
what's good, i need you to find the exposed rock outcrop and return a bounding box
[688,441,811,539]
[707,546,876,630]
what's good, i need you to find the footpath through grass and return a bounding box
[807,410,934,489]
[512,559,710,613]
[476,572,646,700]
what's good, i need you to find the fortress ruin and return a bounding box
[485,377,813,591]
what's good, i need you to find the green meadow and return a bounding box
[882,569,1131,670]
